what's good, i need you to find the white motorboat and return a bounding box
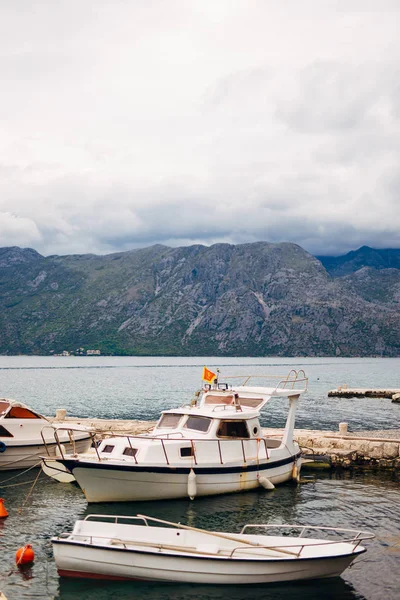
[43,369,308,502]
[0,398,92,471]
[52,514,373,583]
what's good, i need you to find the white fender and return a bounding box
[258,476,275,490]
[55,444,67,457]
[188,468,197,500]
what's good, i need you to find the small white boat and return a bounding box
[0,398,92,471]
[52,514,374,583]
[44,369,308,502]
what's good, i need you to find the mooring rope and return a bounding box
[17,468,43,515]
[0,478,43,489]
[0,462,42,486]
[0,451,43,469]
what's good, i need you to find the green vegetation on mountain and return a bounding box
[0,242,399,357]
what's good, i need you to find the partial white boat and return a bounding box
[43,369,308,502]
[52,514,373,583]
[0,398,92,471]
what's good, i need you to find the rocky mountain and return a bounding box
[0,242,399,357]
[317,246,400,277]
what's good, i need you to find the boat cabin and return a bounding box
[0,399,46,439]
[94,385,292,465]
[153,409,262,440]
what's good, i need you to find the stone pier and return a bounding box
[328,387,400,402]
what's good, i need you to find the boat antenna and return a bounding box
[214,368,220,388]
[191,390,201,407]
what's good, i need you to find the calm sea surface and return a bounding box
[0,356,399,600]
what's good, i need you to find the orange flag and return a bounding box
[202,367,216,383]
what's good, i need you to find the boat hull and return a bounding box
[52,541,361,583]
[59,454,301,502]
[0,436,92,471]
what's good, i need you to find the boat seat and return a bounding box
[196,543,220,554]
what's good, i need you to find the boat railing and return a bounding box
[152,432,185,439]
[65,434,270,466]
[228,537,367,558]
[148,435,270,466]
[210,404,238,412]
[84,514,150,525]
[217,369,308,393]
[40,425,97,459]
[56,529,371,558]
[238,523,375,554]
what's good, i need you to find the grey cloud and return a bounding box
[0,1,400,257]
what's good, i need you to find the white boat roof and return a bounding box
[161,405,260,420]
[0,397,46,418]
[160,377,307,421]
[0,397,35,409]
[230,385,306,396]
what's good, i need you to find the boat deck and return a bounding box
[47,416,400,471]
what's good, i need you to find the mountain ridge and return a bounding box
[0,242,399,357]
[316,246,400,276]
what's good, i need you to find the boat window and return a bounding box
[102,445,115,453]
[183,416,212,433]
[217,420,250,439]
[122,447,138,457]
[180,446,194,458]
[157,413,182,429]
[0,401,10,415]
[237,397,264,409]
[203,394,234,405]
[5,406,41,419]
[0,425,13,438]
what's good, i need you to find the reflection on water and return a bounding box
[57,576,363,600]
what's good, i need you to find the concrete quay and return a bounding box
[328,387,400,402]
[295,427,400,470]
[50,415,400,471]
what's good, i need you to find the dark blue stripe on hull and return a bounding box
[59,453,301,476]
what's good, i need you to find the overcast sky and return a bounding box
[0,0,399,257]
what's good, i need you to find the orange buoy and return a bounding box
[0,498,8,518]
[16,544,35,565]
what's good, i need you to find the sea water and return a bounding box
[0,356,399,600]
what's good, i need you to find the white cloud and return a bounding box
[0,212,42,247]
[0,0,399,256]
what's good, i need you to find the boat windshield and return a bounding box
[157,414,182,429]
[203,394,234,405]
[5,406,42,419]
[217,420,250,439]
[183,416,212,433]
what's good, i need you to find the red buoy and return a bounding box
[0,498,8,519]
[16,545,35,565]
